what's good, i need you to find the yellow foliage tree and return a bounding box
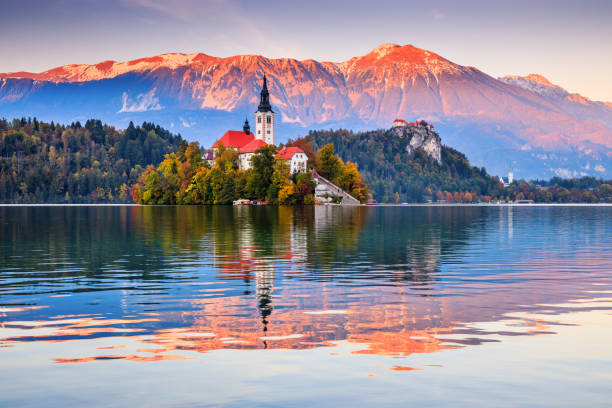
[278,184,296,204]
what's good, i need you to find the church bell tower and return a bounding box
[254,74,275,145]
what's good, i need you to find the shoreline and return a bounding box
[329,203,612,207]
[1,203,612,207]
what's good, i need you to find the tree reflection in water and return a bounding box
[0,205,611,363]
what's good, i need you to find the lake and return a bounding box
[1,205,611,407]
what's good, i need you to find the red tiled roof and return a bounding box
[239,138,268,153]
[393,118,407,124]
[212,130,254,149]
[276,146,304,160]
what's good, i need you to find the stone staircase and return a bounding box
[311,170,360,205]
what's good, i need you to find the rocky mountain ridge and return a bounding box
[1,43,611,179]
[499,73,612,131]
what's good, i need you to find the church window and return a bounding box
[258,130,261,134]
[257,117,261,123]
[267,130,270,134]
[266,116,271,124]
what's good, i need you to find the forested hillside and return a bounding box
[2,118,610,204]
[305,128,612,203]
[306,128,503,202]
[0,118,183,203]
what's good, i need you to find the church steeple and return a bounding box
[254,73,275,145]
[256,74,273,113]
[243,117,250,134]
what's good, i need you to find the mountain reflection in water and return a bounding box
[1,206,611,366]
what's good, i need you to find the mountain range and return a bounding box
[1,43,611,179]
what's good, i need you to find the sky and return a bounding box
[1,0,611,101]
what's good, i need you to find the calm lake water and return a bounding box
[1,205,611,407]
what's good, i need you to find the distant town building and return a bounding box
[499,168,514,187]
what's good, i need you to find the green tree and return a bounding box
[599,183,612,199]
[218,176,236,204]
[249,144,278,201]
[141,166,161,204]
[270,159,292,204]
[315,143,342,182]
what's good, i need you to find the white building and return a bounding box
[499,169,515,187]
[277,147,308,174]
[238,138,267,170]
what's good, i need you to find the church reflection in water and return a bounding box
[0,205,610,364]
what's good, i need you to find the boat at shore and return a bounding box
[233,199,252,206]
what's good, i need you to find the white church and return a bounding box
[212,75,308,173]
